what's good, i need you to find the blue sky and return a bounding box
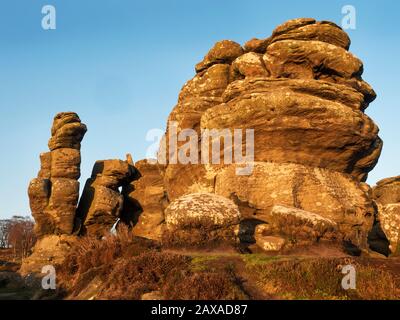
[0,0,399,218]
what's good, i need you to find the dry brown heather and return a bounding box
[53,231,400,300]
[56,227,246,300]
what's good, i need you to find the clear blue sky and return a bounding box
[0,0,399,218]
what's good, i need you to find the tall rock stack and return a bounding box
[160,18,382,251]
[75,156,141,237]
[371,176,400,255]
[28,112,87,237]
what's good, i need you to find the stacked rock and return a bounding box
[371,176,400,255]
[75,155,140,237]
[161,18,382,250]
[160,40,243,200]
[28,112,87,237]
[121,159,167,241]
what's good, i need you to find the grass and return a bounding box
[191,255,219,272]
[57,226,248,300]
[38,225,400,300]
[241,254,282,266]
[247,257,400,300]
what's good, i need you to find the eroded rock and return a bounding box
[121,160,167,241]
[163,193,241,246]
[75,155,140,237]
[28,112,86,237]
[159,19,381,252]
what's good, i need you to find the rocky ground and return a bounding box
[0,249,36,300]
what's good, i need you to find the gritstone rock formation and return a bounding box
[28,112,87,237]
[121,160,167,241]
[163,192,241,247]
[23,112,86,274]
[371,176,400,255]
[25,19,392,260]
[159,18,382,251]
[75,155,141,237]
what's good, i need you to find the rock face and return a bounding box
[163,193,241,246]
[24,112,86,275]
[28,112,87,237]
[261,205,337,246]
[373,176,400,205]
[121,160,167,241]
[215,162,374,248]
[25,19,391,257]
[19,235,77,275]
[75,155,141,237]
[159,18,381,251]
[372,176,400,255]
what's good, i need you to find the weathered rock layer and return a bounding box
[75,156,141,237]
[372,176,400,255]
[159,18,382,251]
[28,112,87,237]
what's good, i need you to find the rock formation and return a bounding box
[371,176,400,255]
[75,155,141,237]
[23,112,86,274]
[25,19,395,260]
[163,193,241,246]
[122,160,167,241]
[28,112,87,237]
[159,18,382,252]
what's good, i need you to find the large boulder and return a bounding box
[260,205,338,245]
[372,176,400,255]
[160,19,381,252]
[230,52,269,80]
[45,178,80,235]
[19,235,77,276]
[48,121,87,151]
[372,176,400,205]
[163,193,241,247]
[195,40,244,73]
[270,20,351,49]
[202,78,381,181]
[214,162,374,248]
[121,160,167,241]
[28,178,53,236]
[50,148,81,180]
[75,155,140,237]
[375,204,400,255]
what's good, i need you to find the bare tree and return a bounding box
[0,219,11,248]
[5,216,36,258]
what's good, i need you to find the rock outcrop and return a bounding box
[25,19,394,259]
[371,176,400,255]
[28,112,87,237]
[24,113,86,275]
[19,235,77,275]
[159,18,382,251]
[163,193,241,247]
[75,155,141,237]
[121,160,167,241]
